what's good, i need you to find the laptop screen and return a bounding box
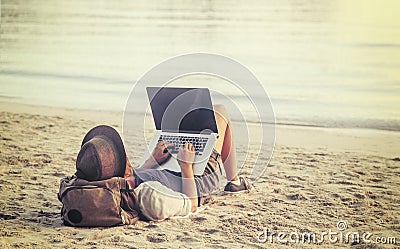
[146,87,218,134]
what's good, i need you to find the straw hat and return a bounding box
[75,125,126,181]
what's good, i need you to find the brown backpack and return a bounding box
[58,175,139,227]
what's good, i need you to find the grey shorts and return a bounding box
[133,149,223,200]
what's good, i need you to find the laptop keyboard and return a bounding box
[158,135,208,155]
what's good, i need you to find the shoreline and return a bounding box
[2,97,399,132]
[1,101,399,158]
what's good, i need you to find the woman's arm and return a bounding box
[124,141,174,180]
[140,157,158,169]
[177,143,197,212]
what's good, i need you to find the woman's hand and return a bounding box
[177,142,195,169]
[149,141,174,165]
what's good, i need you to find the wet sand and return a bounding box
[0,102,399,248]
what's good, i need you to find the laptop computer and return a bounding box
[140,87,219,175]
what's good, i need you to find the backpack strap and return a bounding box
[118,178,139,214]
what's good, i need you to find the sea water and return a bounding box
[1,0,399,131]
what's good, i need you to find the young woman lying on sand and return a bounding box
[75,105,252,221]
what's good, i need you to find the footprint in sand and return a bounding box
[145,224,158,229]
[146,233,168,243]
[51,172,66,177]
[353,193,365,199]
[285,175,306,182]
[191,216,207,223]
[199,228,220,234]
[286,193,307,200]
[0,213,18,220]
[33,153,52,164]
[385,158,400,169]
[176,233,202,243]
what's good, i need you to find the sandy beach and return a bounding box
[0,101,398,248]
[2,0,399,247]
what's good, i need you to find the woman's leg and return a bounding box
[213,105,238,182]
